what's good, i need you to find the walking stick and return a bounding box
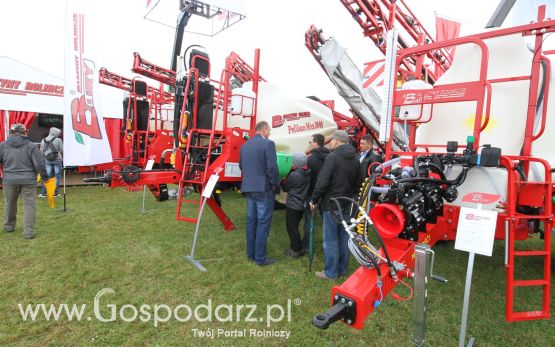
[308,207,316,272]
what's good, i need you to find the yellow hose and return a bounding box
[178,113,188,147]
[356,177,372,236]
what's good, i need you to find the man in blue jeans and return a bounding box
[39,127,63,197]
[309,130,361,280]
[239,121,280,266]
[303,133,330,249]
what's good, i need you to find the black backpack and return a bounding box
[44,138,59,161]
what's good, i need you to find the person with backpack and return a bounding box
[39,127,63,198]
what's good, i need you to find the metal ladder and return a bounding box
[504,157,552,321]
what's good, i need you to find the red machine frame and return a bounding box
[318,6,554,330]
[97,49,264,230]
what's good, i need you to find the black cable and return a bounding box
[356,237,382,277]
[329,195,382,276]
[418,163,447,180]
[330,196,396,275]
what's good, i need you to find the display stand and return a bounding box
[455,203,497,347]
[141,186,147,213]
[140,159,155,213]
[62,168,67,212]
[185,174,223,272]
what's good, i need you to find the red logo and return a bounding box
[465,213,476,220]
[461,192,500,205]
[272,111,311,128]
[71,59,101,139]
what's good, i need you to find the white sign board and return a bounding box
[202,174,220,198]
[145,159,155,171]
[455,207,498,256]
[224,162,242,178]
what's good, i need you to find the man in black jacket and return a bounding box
[309,130,361,280]
[359,134,383,178]
[0,124,49,239]
[303,133,330,248]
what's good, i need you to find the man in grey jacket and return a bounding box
[0,123,49,239]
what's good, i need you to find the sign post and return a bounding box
[455,201,498,347]
[140,159,155,213]
[185,174,221,272]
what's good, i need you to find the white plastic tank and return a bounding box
[399,79,433,121]
[416,34,534,156]
[448,165,508,212]
[230,87,256,117]
[412,33,554,209]
[243,81,338,153]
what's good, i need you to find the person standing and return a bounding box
[309,130,361,280]
[303,133,330,248]
[359,134,383,178]
[39,127,63,198]
[239,121,280,266]
[281,152,310,258]
[0,123,49,239]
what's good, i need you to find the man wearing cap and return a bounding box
[309,129,361,280]
[39,127,63,198]
[0,123,49,239]
[239,121,280,266]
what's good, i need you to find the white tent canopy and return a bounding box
[0,56,64,114]
[0,56,122,117]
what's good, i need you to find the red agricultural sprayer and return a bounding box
[307,0,553,332]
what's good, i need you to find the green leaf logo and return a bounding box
[74,131,84,145]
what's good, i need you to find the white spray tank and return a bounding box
[399,79,433,122]
[414,34,554,211]
[230,87,256,117]
[234,81,338,177]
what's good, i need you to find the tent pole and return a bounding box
[4,110,9,140]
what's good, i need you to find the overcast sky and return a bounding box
[0,0,552,114]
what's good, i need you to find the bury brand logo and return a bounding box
[464,213,491,221]
[271,111,311,128]
[70,13,102,143]
[399,87,468,105]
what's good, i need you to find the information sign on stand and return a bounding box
[185,174,221,272]
[455,207,498,256]
[141,159,156,212]
[455,203,498,347]
[145,159,155,171]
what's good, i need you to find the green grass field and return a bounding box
[0,185,554,346]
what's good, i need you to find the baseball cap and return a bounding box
[9,123,27,135]
[331,130,349,143]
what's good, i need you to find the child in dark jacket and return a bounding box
[281,152,311,257]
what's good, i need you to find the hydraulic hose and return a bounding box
[330,196,396,277]
[396,166,469,187]
[379,156,402,171]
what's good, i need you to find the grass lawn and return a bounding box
[0,185,554,346]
